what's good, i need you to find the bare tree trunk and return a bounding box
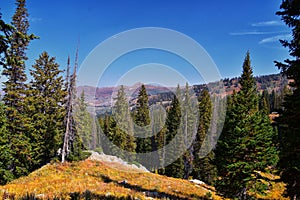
[62,103,72,163]
[61,123,69,163]
[62,47,78,163]
[62,57,71,163]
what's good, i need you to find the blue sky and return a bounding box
[0,0,291,87]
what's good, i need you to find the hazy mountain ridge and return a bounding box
[77,83,175,111]
[78,73,288,115]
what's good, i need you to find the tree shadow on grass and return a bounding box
[95,174,209,200]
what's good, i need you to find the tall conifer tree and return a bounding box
[134,84,151,165]
[113,86,136,160]
[192,89,217,185]
[164,85,185,178]
[181,83,197,179]
[150,103,166,173]
[1,0,36,178]
[215,52,278,199]
[259,90,270,114]
[74,91,93,149]
[275,0,300,198]
[27,52,65,167]
[100,114,116,155]
[101,86,137,161]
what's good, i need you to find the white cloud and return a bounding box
[229,31,273,36]
[229,31,288,36]
[252,20,283,27]
[259,34,292,44]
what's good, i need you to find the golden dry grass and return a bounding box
[0,160,222,199]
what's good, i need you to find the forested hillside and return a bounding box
[80,73,289,116]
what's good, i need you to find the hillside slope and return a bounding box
[0,155,221,200]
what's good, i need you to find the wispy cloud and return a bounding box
[29,17,42,22]
[229,31,287,36]
[259,34,292,44]
[229,31,274,36]
[252,20,283,27]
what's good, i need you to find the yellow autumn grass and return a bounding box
[0,160,222,199]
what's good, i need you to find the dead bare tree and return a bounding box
[62,49,78,163]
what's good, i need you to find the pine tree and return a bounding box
[89,114,101,150]
[215,52,278,199]
[181,83,197,179]
[192,89,217,185]
[259,90,270,114]
[164,85,185,178]
[113,85,136,161]
[150,103,166,173]
[156,125,167,174]
[27,52,65,167]
[270,90,276,112]
[1,0,36,178]
[275,0,300,198]
[100,112,131,160]
[134,84,152,165]
[100,114,115,155]
[74,91,93,149]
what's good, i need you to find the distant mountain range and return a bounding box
[78,73,288,116]
[77,82,174,107]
